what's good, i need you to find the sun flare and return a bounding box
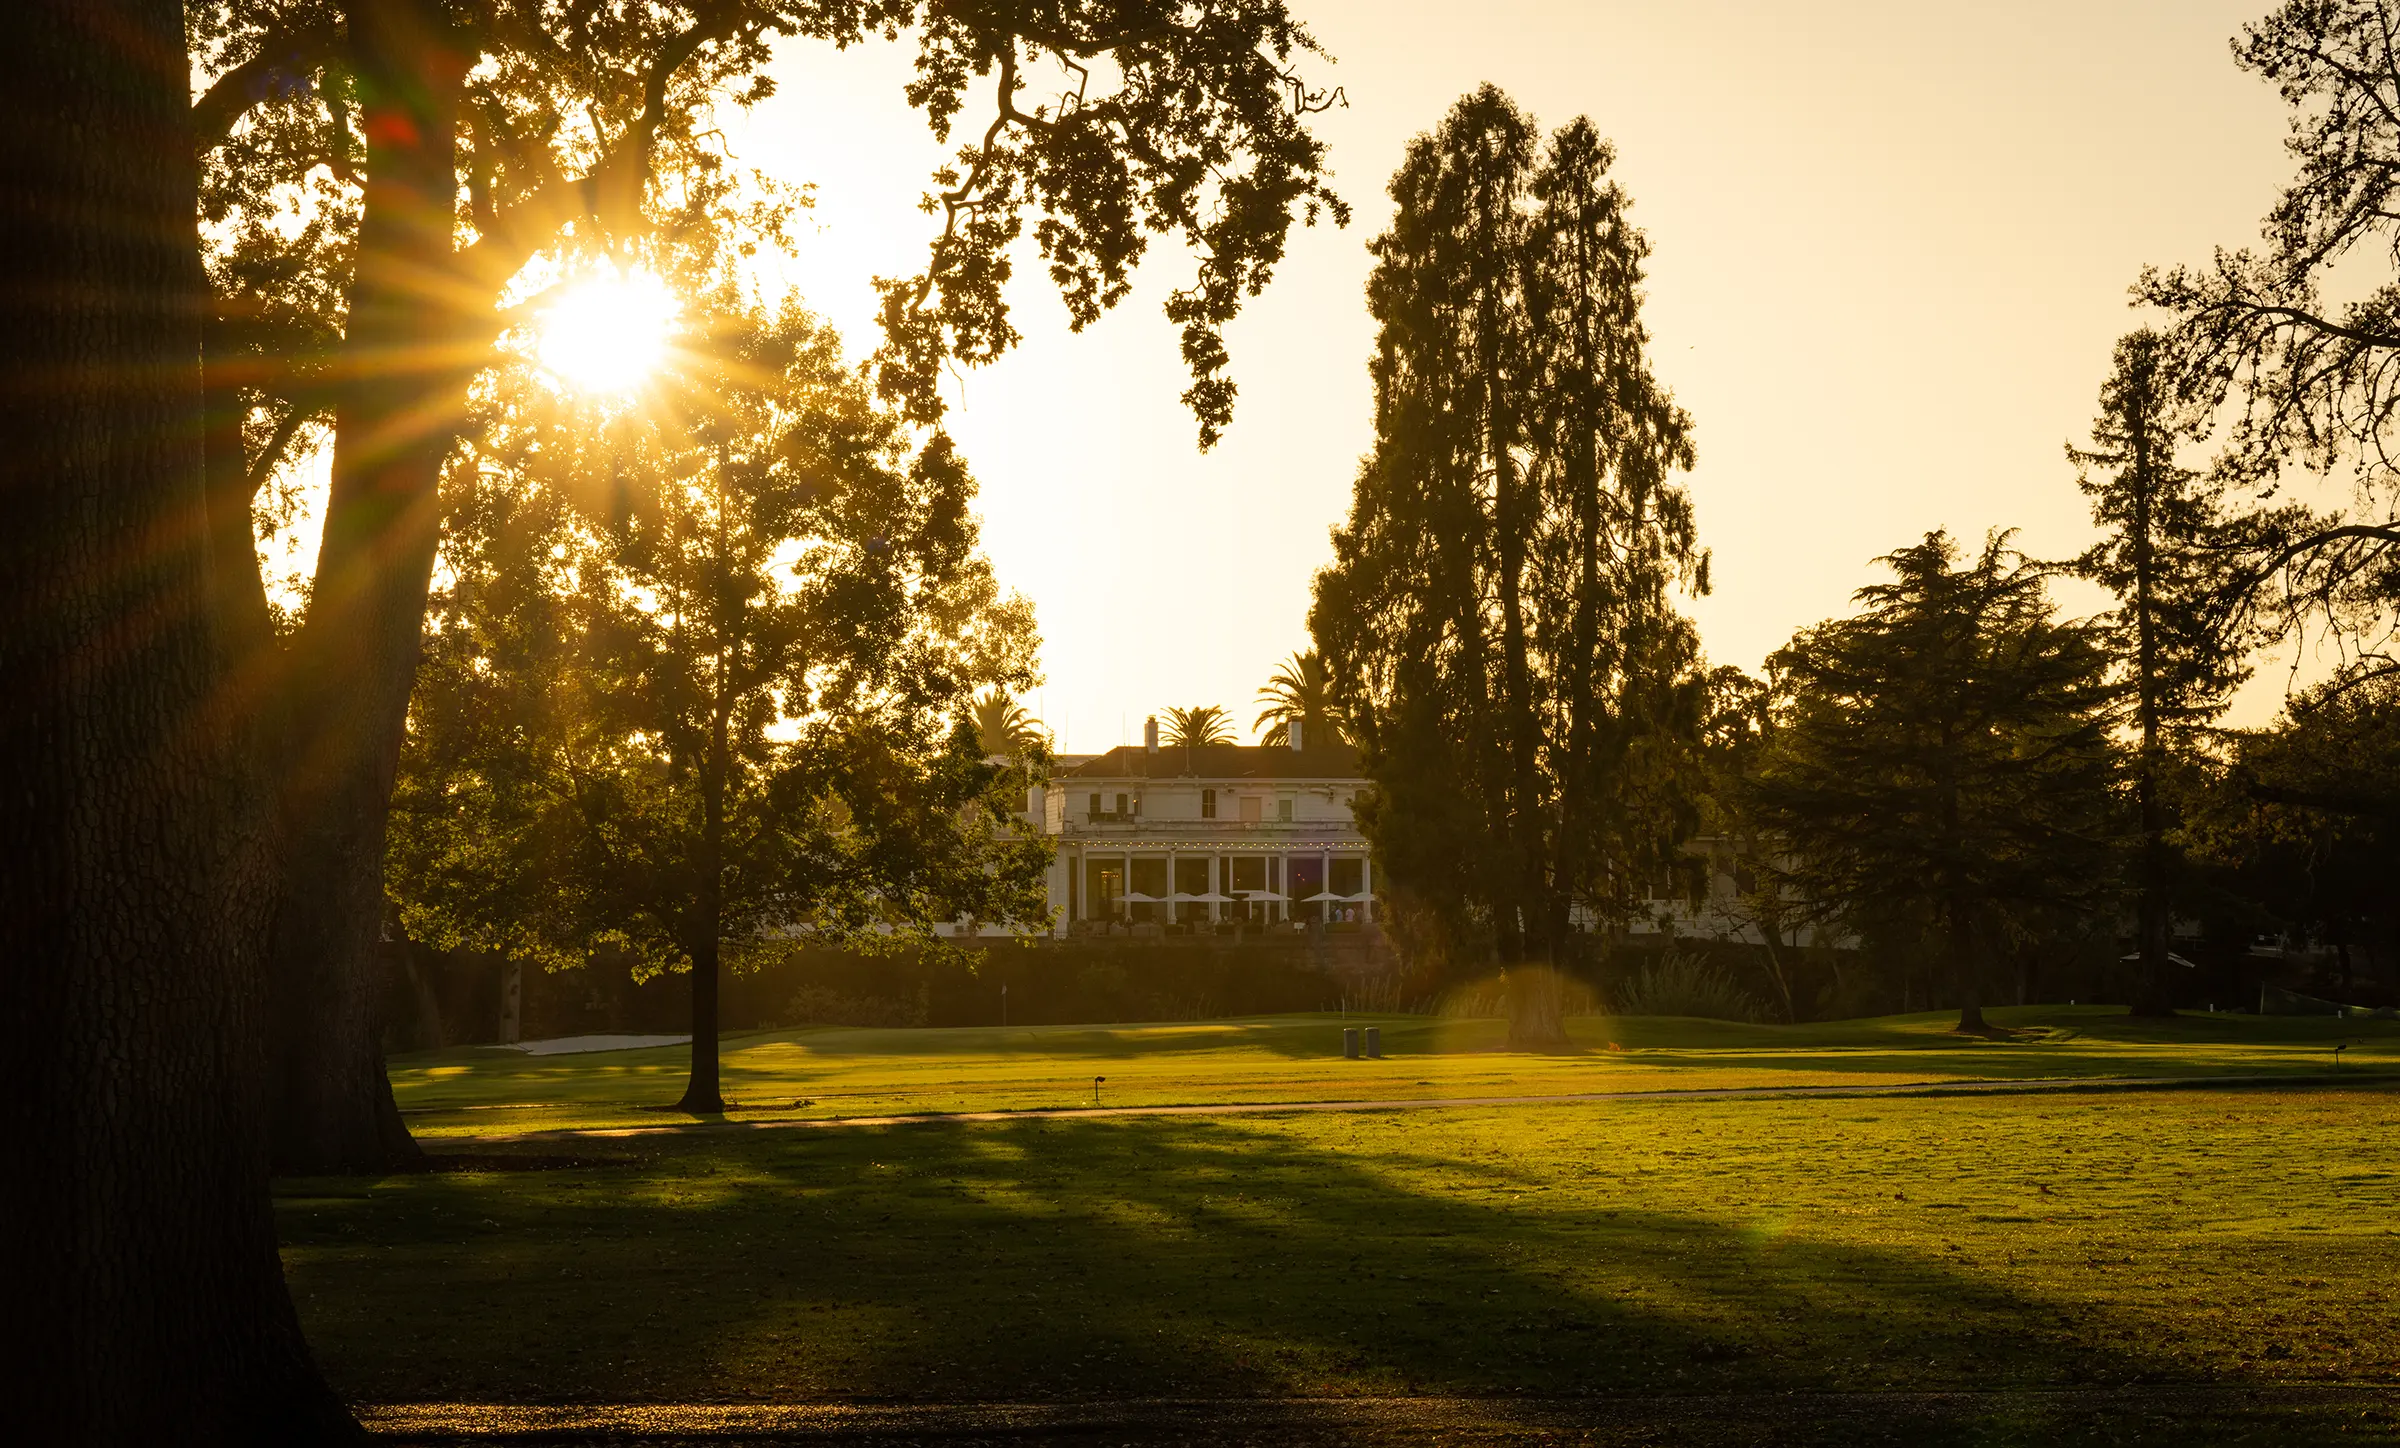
[534,267,679,396]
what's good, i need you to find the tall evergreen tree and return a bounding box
[1312,89,1704,1047]
[1755,532,2122,1033]
[2069,329,2251,1015]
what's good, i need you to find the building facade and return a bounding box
[1034,721,1376,937]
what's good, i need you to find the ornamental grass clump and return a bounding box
[1611,952,1762,1022]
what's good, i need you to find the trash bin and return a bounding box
[1342,1026,1361,1059]
[1363,1026,1382,1059]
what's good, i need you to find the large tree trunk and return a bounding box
[0,1,358,1437]
[679,933,726,1113]
[1950,912,1988,1035]
[267,0,470,1174]
[1503,963,1572,1052]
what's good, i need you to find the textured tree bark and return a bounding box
[267,0,470,1175]
[0,1,359,1438]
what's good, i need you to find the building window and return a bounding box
[1239,794,1262,824]
[1115,792,1129,817]
[1278,797,1294,823]
[1201,788,1217,819]
[1130,792,1141,817]
[1088,792,1102,821]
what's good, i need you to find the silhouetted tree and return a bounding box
[2140,0,2400,686]
[1754,532,2122,1034]
[190,0,1347,1171]
[1313,88,1704,1047]
[393,294,1048,1111]
[2069,329,2253,1015]
[2,0,355,1435]
[1694,666,1813,1023]
[2188,677,2400,994]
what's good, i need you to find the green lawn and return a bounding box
[314,1010,2400,1443]
[289,1084,2400,1434]
[390,1005,2400,1139]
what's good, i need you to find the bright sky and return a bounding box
[731,0,2306,751]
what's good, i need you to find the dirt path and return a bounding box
[470,1070,2388,1145]
[363,1386,2400,1444]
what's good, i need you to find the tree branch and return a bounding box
[2246,521,2400,582]
[2247,778,2400,820]
[460,2,745,286]
[2232,301,2400,352]
[192,20,343,153]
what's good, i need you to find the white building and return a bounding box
[1034,717,1376,937]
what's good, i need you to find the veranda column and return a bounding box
[1208,854,1222,925]
[1361,853,1374,923]
[1322,849,1332,923]
[1166,846,1178,927]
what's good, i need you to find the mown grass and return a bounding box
[283,1084,2400,1417]
[389,1006,2400,1138]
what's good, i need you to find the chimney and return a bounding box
[1144,715,1159,754]
[1289,716,1305,751]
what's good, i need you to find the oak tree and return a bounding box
[189,0,1345,1170]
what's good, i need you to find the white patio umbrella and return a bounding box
[1117,891,1163,904]
[1237,889,1289,901]
[1302,890,1345,903]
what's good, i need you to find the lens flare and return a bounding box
[535,267,679,396]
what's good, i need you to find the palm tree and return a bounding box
[1162,705,1236,747]
[1254,650,1346,746]
[971,688,1045,757]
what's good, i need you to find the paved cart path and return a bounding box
[459,1069,2391,1145]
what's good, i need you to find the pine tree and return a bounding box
[1755,532,2122,1033]
[2069,329,2250,1015]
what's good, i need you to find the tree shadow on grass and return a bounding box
[279,1114,2233,1442]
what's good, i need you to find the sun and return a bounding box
[535,266,680,396]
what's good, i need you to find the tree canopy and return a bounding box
[1311,87,1705,1045]
[2140,0,2400,685]
[1754,532,2123,1033]
[390,289,1050,1111]
[185,0,1348,1170]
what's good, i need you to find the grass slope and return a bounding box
[390,1006,2400,1138]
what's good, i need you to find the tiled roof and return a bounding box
[1056,741,1364,782]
